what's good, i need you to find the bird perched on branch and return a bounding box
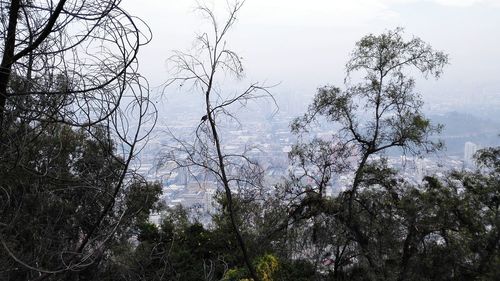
[201,115,208,122]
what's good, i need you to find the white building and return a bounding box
[464,141,479,167]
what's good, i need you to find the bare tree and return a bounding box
[163,1,274,280]
[0,0,152,129]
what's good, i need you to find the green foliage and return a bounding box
[255,254,279,281]
[267,146,500,280]
[274,259,316,281]
[0,121,161,280]
[348,27,448,78]
[223,268,249,281]
[224,254,313,281]
[107,206,245,281]
[294,28,447,157]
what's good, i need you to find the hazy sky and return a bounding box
[122,0,500,105]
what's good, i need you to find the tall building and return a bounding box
[464,141,479,167]
[415,157,425,183]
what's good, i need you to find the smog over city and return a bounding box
[1,0,499,280]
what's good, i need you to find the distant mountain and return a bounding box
[430,112,500,156]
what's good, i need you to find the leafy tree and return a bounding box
[263,145,499,280]
[0,121,161,280]
[291,27,448,201]
[108,206,240,281]
[267,28,451,279]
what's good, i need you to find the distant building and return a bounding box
[464,141,479,167]
[415,157,425,183]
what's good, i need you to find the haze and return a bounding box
[122,0,500,109]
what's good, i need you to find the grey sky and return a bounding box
[122,0,500,105]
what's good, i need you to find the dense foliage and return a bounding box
[65,145,497,281]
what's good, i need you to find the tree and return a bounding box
[0,122,161,280]
[280,28,449,276]
[163,1,274,280]
[292,27,447,199]
[0,1,156,279]
[112,206,239,281]
[0,0,152,129]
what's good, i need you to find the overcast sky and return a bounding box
[122,0,500,105]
